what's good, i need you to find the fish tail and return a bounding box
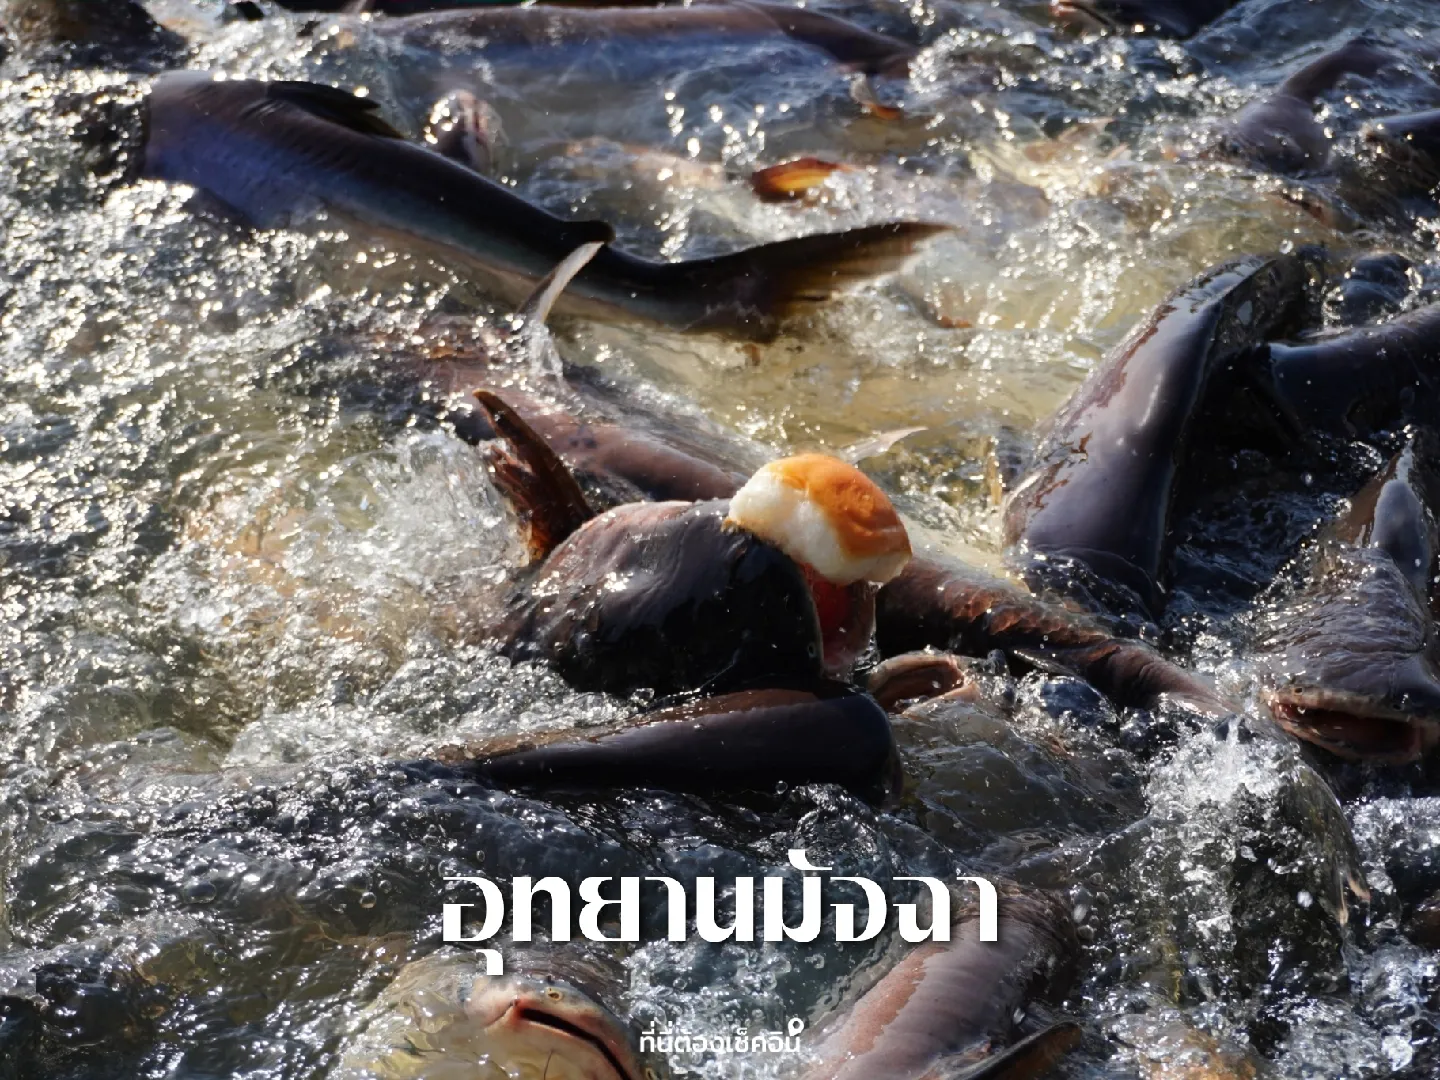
[659,221,946,341]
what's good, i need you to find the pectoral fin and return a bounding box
[473,390,595,562]
[267,81,406,139]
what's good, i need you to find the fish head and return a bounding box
[426,90,506,176]
[1259,546,1440,764]
[726,454,911,677]
[463,974,656,1080]
[1361,110,1440,192]
[1266,684,1440,765]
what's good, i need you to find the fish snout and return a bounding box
[463,980,521,1030]
[1388,653,1440,720]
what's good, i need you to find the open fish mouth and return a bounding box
[1267,689,1438,764]
[502,1000,644,1080]
[802,569,877,677]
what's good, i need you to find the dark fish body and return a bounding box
[473,388,880,696]
[140,73,940,341]
[458,684,898,800]
[4,0,184,67]
[1049,0,1238,37]
[279,0,711,9]
[443,381,748,507]
[1317,109,1440,226]
[1003,254,1314,619]
[528,410,744,504]
[371,1,916,77]
[1257,300,1440,439]
[876,556,1229,713]
[1361,108,1440,194]
[1257,434,1440,763]
[800,889,1078,1080]
[497,500,824,697]
[1324,252,1415,327]
[1225,41,1390,174]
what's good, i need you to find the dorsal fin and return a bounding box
[266,81,405,139]
[517,241,607,327]
[473,390,595,562]
[837,426,926,464]
[514,240,608,383]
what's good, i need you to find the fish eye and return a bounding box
[545,987,563,1001]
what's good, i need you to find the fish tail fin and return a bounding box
[473,390,595,562]
[663,221,946,341]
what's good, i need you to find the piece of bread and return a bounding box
[726,454,911,585]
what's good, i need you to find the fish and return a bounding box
[489,492,824,699]
[2,0,185,67]
[1329,105,1440,228]
[1003,254,1316,620]
[1223,40,1391,175]
[1252,300,1440,441]
[337,951,660,1080]
[1322,251,1416,327]
[424,88,505,174]
[294,0,538,10]
[799,889,1080,1080]
[1048,0,1239,38]
[751,157,850,202]
[443,378,751,507]
[482,406,911,694]
[1291,107,1440,228]
[138,73,944,342]
[1254,431,1440,764]
[875,556,1232,715]
[447,682,900,801]
[371,1,917,79]
[1360,107,1440,194]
